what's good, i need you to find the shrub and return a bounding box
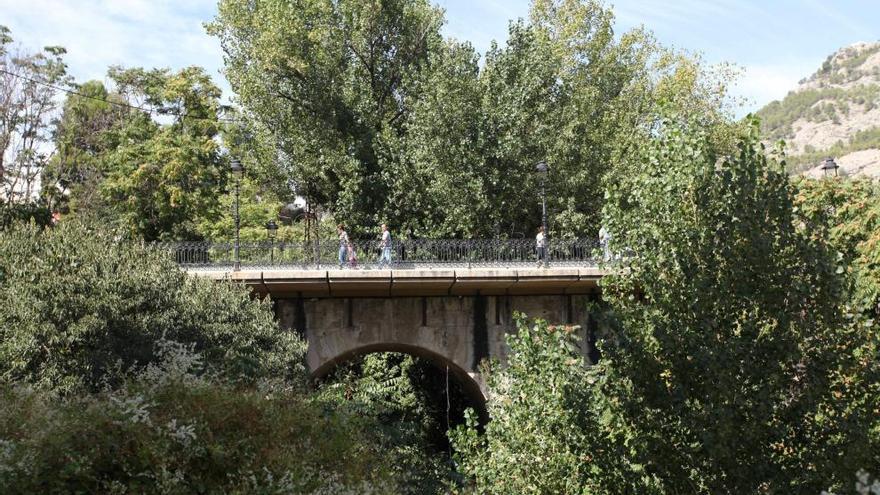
[454,117,880,494]
[450,316,628,495]
[0,221,305,393]
[0,346,396,494]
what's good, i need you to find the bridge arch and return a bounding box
[310,342,488,421]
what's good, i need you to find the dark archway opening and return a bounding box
[314,350,485,493]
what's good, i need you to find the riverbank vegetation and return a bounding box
[0,0,878,493]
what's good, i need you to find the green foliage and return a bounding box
[454,117,878,494]
[0,348,397,494]
[208,0,446,235]
[794,177,880,314]
[792,178,880,464]
[209,0,738,238]
[599,115,877,492]
[41,80,129,216]
[0,221,305,393]
[451,316,629,494]
[44,67,227,241]
[319,353,470,494]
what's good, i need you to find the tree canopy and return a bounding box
[44,67,227,241]
[452,116,879,493]
[209,0,737,238]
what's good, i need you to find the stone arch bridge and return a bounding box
[176,239,607,410]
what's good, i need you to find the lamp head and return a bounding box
[265,220,278,239]
[230,158,244,180]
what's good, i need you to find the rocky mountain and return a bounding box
[756,41,880,178]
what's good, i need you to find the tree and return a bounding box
[45,67,227,240]
[451,317,631,494]
[209,0,738,238]
[452,118,877,493]
[0,25,71,204]
[0,221,305,393]
[208,0,445,234]
[596,116,875,492]
[42,80,129,215]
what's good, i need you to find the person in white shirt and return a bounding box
[378,224,392,268]
[599,225,611,261]
[536,226,546,267]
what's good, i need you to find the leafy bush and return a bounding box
[319,353,473,494]
[451,316,627,495]
[0,345,396,494]
[0,221,305,393]
[794,177,880,314]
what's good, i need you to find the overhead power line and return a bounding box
[0,66,246,125]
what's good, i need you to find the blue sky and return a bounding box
[1,0,878,114]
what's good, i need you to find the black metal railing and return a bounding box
[156,238,600,270]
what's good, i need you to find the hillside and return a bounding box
[756,41,880,177]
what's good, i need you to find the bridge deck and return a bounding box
[191,266,606,297]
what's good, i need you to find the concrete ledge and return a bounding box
[327,269,392,296]
[451,268,518,295]
[189,266,608,297]
[262,269,329,297]
[391,269,455,296]
[509,267,580,294]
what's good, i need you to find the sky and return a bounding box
[1,0,879,115]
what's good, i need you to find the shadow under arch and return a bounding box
[310,342,489,424]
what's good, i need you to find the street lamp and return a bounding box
[536,161,549,267]
[265,220,278,264]
[821,157,839,177]
[230,158,245,271]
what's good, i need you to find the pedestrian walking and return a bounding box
[599,225,611,261]
[536,226,547,267]
[348,240,359,269]
[378,223,392,268]
[337,224,349,269]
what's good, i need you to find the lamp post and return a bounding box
[821,157,839,177]
[536,161,549,267]
[230,158,244,271]
[265,220,278,264]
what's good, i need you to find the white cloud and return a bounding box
[0,0,230,100]
[734,63,817,114]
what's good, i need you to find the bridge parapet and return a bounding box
[159,238,599,271]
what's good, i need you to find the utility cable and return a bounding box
[446,364,452,457]
[0,66,245,124]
